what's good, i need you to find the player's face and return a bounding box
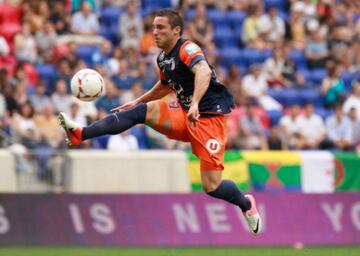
[153,16,178,50]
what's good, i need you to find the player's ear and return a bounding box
[174,26,181,36]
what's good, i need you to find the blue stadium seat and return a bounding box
[100,25,119,45]
[242,48,272,68]
[266,110,283,126]
[100,7,122,26]
[288,49,306,69]
[340,71,359,92]
[220,47,243,68]
[227,10,246,30]
[214,27,238,48]
[35,64,56,80]
[309,69,327,86]
[76,45,99,66]
[298,88,322,107]
[282,88,301,107]
[184,8,196,20]
[315,107,333,120]
[263,0,288,11]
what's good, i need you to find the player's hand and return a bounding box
[187,103,200,129]
[111,100,139,113]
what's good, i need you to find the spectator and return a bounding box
[239,100,268,150]
[92,40,112,66]
[348,107,360,151]
[14,22,38,63]
[119,0,143,49]
[258,7,285,46]
[242,4,265,49]
[105,46,123,76]
[242,63,282,111]
[321,60,345,108]
[29,81,51,113]
[11,102,39,149]
[286,2,306,50]
[305,24,329,69]
[297,102,326,149]
[279,104,303,150]
[66,101,87,127]
[139,15,157,56]
[323,104,353,150]
[343,80,360,120]
[188,2,214,48]
[262,46,288,88]
[34,103,62,149]
[51,79,73,114]
[107,130,139,151]
[0,36,10,57]
[95,79,120,113]
[49,0,71,35]
[71,1,99,35]
[35,20,57,62]
[267,125,283,150]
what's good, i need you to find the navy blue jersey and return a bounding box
[156,38,234,115]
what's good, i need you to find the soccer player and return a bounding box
[59,9,262,234]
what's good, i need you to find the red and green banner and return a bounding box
[334,152,360,192]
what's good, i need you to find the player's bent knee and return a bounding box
[145,101,161,125]
[202,180,221,193]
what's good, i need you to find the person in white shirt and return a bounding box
[296,102,325,149]
[71,2,99,35]
[279,104,302,149]
[107,130,139,151]
[343,81,360,120]
[258,7,285,45]
[242,64,282,111]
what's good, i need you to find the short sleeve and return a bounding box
[179,41,206,69]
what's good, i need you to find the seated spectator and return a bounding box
[34,103,63,149]
[139,16,157,56]
[105,47,123,76]
[286,2,306,50]
[242,64,282,111]
[11,102,40,149]
[119,0,143,49]
[92,40,112,66]
[95,79,120,113]
[343,80,360,120]
[279,104,303,150]
[297,102,326,149]
[14,22,38,63]
[51,79,73,114]
[49,0,71,35]
[258,7,285,46]
[323,104,353,150]
[241,4,266,49]
[35,20,57,62]
[71,1,99,35]
[262,47,288,88]
[29,81,51,113]
[238,100,268,150]
[305,23,329,69]
[267,125,283,150]
[66,101,87,127]
[107,130,139,151]
[321,60,345,108]
[188,2,213,48]
[0,36,10,57]
[348,107,360,151]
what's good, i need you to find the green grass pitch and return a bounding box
[0,247,359,256]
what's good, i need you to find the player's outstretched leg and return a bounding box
[59,103,147,147]
[203,172,262,234]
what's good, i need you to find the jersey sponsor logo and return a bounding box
[169,102,180,109]
[205,139,221,154]
[184,43,199,55]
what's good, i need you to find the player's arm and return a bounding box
[187,60,212,126]
[111,81,171,112]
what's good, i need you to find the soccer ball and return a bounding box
[71,68,104,102]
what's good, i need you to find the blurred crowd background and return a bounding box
[1,0,360,157]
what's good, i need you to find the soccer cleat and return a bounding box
[243,194,262,234]
[58,112,83,148]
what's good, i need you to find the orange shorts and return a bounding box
[152,100,227,171]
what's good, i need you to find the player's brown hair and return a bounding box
[154,8,184,36]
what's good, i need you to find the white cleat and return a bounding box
[58,112,83,148]
[243,194,262,234]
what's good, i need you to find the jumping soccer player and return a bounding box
[59,9,262,234]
